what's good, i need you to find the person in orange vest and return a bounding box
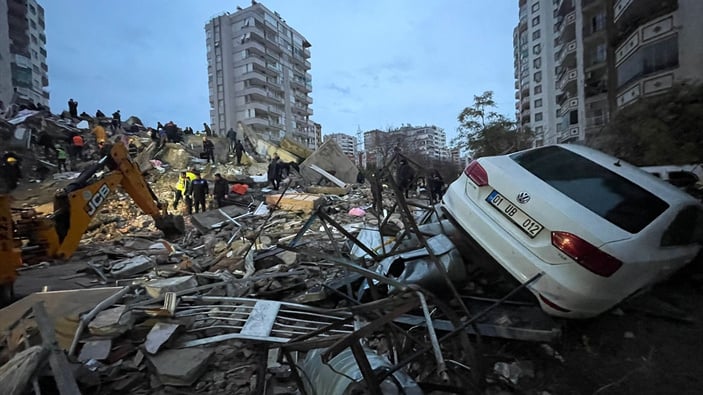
[71,133,85,161]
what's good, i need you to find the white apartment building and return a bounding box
[513,0,559,146]
[205,1,316,148]
[2,0,49,107]
[363,125,447,167]
[324,132,357,164]
[0,0,12,107]
[516,0,703,147]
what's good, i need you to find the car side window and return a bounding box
[661,206,703,246]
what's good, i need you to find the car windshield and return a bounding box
[510,146,669,233]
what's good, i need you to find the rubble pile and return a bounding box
[0,110,698,394]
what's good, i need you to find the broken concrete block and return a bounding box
[300,139,359,185]
[275,251,298,265]
[144,276,198,298]
[88,305,134,336]
[147,348,214,386]
[109,255,154,278]
[265,193,322,214]
[145,322,182,354]
[78,339,112,362]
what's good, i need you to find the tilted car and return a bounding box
[442,144,703,318]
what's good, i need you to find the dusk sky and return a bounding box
[43,0,517,142]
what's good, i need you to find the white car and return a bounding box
[442,144,703,318]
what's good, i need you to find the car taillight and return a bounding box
[464,161,488,186]
[538,294,571,313]
[551,231,623,277]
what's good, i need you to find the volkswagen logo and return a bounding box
[516,192,531,204]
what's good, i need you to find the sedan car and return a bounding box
[442,144,703,318]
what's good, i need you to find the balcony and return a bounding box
[555,40,577,67]
[557,126,580,143]
[555,0,575,18]
[614,0,677,44]
[559,97,579,116]
[241,40,266,56]
[557,67,578,92]
[558,11,576,42]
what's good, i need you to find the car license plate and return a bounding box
[486,190,543,238]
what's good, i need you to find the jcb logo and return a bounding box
[85,184,111,216]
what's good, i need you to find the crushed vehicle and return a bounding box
[442,144,703,318]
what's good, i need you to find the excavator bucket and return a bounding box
[155,214,185,237]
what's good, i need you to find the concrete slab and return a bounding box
[144,276,198,298]
[147,348,214,386]
[265,192,322,214]
[145,322,182,354]
[300,139,359,185]
[78,339,112,362]
[190,205,249,233]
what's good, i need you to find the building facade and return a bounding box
[205,1,315,148]
[515,0,703,147]
[0,0,12,108]
[3,0,48,108]
[363,125,447,168]
[324,132,357,164]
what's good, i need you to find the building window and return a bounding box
[535,112,543,121]
[569,110,578,125]
[535,126,544,134]
[30,20,37,29]
[534,85,542,94]
[532,43,541,55]
[533,57,541,69]
[533,71,542,82]
[532,29,541,40]
[532,2,540,13]
[29,5,36,14]
[532,16,540,26]
[617,35,679,88]
[535,98,543,108]
[591,13,606,34]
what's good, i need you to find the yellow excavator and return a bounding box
[0,141,184,305]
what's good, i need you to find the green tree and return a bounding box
[592,82,703,166]
[453,91,533,158]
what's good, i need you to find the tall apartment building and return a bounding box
[324,133,357,164]
[513,0,559,146]
[3,0,49,107]
[515,0,703,147]
[0,0,12,107]
[363,125,447,167]
[205,1,315,148]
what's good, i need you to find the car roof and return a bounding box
[522,144,701,207]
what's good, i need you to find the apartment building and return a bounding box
[205,1,316,149]
[324,132,357,164]
[613,0,703,108]
[2,0,49,107]
[513,0,559,146]
[515,0,703,147]
[363,125,447,167]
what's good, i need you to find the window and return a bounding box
[535,99,543,108]
[532,29,541,40]
[533,57,542,69]
[532,2,540,13]
[534,85,542,94]
[591,13,606,33]
[29,5,36,14]
[593,43,607,64]
[533,43,541,55]
[532,16,540,26]
[535,126,544,134]
[535,112,543,121]
[533,71,542,82]
[617,35,678,88]
[569,109,578,124]
[511,146,669,233]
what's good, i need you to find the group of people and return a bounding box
[173,170,230,214]
[395,157,445,203]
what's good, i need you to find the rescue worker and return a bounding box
[202,136,215,164]
[95,109,106,118]
[213,173,229,208]
[268,155,281,190]
[128,138,139,158]
[226,128,237,153]
[71,133,85,161]
[68,98,78,118]
[234,140,245,165]
[112,110,121,132]
[183,168,198,214]
[396,158,415,198]
[429,169,445,203]
[55,144,68,172]
[1,154,21,191]
[173,171,188,211]
[190,171,209,213]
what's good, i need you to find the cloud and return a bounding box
[324,83,351,96]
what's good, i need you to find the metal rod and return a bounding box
[417,291,449,382]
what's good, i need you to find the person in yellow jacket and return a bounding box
[173,171,188,210]
[92,122,107,143]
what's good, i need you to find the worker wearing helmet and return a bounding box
[0,152,22,191]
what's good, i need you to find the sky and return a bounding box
[43,0,518,142]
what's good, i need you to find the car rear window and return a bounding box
[510,146,669,233]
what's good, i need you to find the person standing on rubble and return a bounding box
[112,110,121,132]
[268,155,282,190]
[1,153,22,191]
[173,171,188,211]
[128,138,139,158]
[396,158,415,199]
[213,173,229,208]
[92,122,107,143]
[191,171,209,213]
[68,98,78,118]
[55,144,68,172]
[202,136,215,164]
[71,133,85,161]
[183,168,198,214]
[429,169,445,203]
[95,109,105,118]
[226,128,237,153]
[234,140,246,166]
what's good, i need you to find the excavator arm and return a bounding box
[36,142,184,259]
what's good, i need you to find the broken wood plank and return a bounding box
[0,346,47,395]
[265,193,323,214]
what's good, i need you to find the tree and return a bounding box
[453,91,533,158]
[592,82,703,166]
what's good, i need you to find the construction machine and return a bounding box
[0,141,185,305]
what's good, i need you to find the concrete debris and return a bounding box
[78,339,112,362]
[144,276,198,298]
[109,255,154,278]
[145,322,182,354]
[147,348,214,386]
[265,192,323,214]
[88,305,134,336]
